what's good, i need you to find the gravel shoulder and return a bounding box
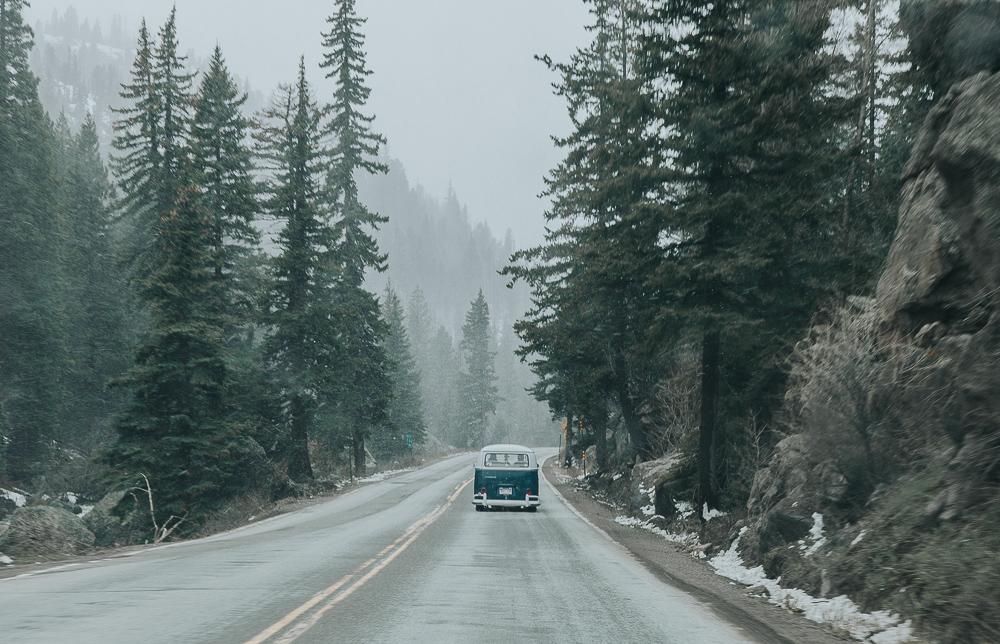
[541,457,849,644]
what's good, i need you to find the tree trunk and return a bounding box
[697,328,721,515]
[843,0,879,235]
[353,431,366,478]
[287,395,313,483]
[613,354,645,460]
[594,409,609,472]
[563,413,574,467]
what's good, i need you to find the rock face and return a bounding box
[0,506,95,560]
[899,1,1000,96]
[745,71,1000,586]
[876,70,1000,511]
[877,71,1000,337]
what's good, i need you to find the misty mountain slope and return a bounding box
[362,158,529,334]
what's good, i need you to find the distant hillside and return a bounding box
[29,8,264,146]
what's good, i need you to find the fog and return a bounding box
[27,0,590,247]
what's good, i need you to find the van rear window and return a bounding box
[484,452,530,468]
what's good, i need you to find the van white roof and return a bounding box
[480,444,533,453]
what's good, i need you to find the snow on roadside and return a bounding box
[614,515,701,548]
[1,488,27,507]
[710,527,914,643]
[802,512,827,556]
[674,500,695,520]
[0,554,12,565]
[702,503,727,522]
[356,467,414,484]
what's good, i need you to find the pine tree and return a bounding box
[458,290,498,448]
[152,8,194,210]
[59,114,130,452]
[377,286,427,458]
[640,0,848,508]
[406,286,432,373]
[0,0,65,480]
[321,0,391,475]
[189,45,260,330]
[109,181,233,524]
[111,19,159,236]
[258,61,334,483]
[112,9,194,279]
[506,0,657,461]
[428,325,460,447]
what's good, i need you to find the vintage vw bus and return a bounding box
[472,444,540,511]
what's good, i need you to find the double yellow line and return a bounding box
[245,477,472,644]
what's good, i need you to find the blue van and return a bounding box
[472,444,540,512]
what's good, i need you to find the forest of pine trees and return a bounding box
[0,0,543,533]
[507,0,963,510]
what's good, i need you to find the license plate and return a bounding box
[499,487,513,496]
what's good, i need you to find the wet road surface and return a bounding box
[0,451,757,643]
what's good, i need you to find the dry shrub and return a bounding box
[786,298,942,500]
[645,351,700,457]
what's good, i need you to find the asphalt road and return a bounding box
[0,451,758,644]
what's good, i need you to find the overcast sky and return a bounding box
[27,0,590,247]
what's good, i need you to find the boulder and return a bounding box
[0,506,94,559]
[0,497,16,521]
[84,489,145,548]
[628,453,693,518]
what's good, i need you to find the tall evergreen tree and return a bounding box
[406,286,432,373]
[59,115,130,452]
[0,0,64,480]
[189,45,261,331]
[640,0,848,508]
[258,61,333,483]
[321,0,390,475]
[458,290,498,448]
[377,286,426,457]
[428,325,461,447]
[109,180,234,524]
[111,19,159,251]
[112,9,194,279]
[507,0,658,461]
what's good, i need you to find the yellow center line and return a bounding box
[245,477,472,644]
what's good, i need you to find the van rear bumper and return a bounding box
[473,492,539,508]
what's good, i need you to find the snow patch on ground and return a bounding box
[674,500,695,519]
[801,512,827,556]
[0,554,12,565]
[356,467,414,484]
[637,483,657,514]
[702,503,726,522]
[614,515,701,548]
[1,488,27,507]
[710,527,913,642]
[79,505,94,518]
[851,530,867,547]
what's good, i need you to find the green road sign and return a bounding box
[405,432,414,449]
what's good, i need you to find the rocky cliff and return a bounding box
[743,69,1000,643]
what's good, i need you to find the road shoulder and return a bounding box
[541,458,848,644]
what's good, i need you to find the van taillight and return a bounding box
[527,489,532,496]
